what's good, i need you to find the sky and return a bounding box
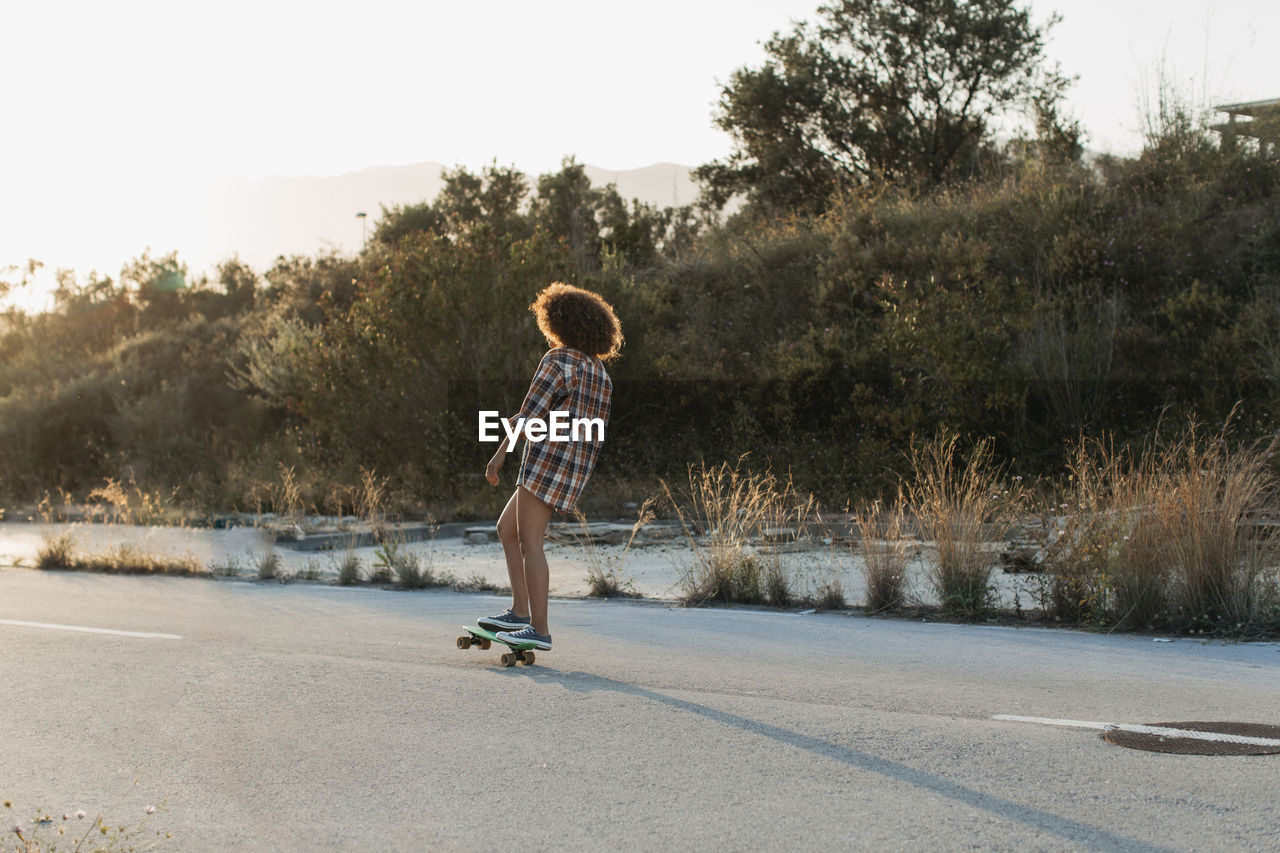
[1,0,1276,304]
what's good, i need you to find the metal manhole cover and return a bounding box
[1102,721,1280,755]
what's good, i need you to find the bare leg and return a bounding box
[515,486,554,635]
[495,489,528,618]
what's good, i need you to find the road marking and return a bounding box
[992,714,1280,747]
[0,618,182,640]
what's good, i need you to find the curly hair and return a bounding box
[530,282,624,362]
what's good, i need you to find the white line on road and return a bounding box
[0,618,182,640]
[993,714,1280,747]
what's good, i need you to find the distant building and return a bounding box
[1212,98,1279,153]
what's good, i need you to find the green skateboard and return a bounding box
[456,625,540,667]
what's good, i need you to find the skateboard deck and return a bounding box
[456,625,540,667]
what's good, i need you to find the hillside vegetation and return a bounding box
[2,122,1277,520]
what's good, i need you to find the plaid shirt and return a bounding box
[514,347,612,512]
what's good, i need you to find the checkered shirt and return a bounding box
[514,348,612,512]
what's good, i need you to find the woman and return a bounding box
[477,282,623,650]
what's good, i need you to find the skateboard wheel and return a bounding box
[522,651,536,666]
[456,636,470,649]
[501,653,516,667]
[479,639,492,650]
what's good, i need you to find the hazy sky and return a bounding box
[1,0,1276,296]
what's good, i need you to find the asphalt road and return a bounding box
[1,568,1278,852]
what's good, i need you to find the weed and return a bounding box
[573,502,652,598]
[255,549,281,581]
[39,542,206,576]
[1027,414,1280,635]
[35,488,74,523]
[356,467,389,542]
[86,476,177,526]
[906,431,1025,618]
[210,556,243,578]
[375,524,440,589]
[813,577,846,610]
[336,551,362,585]
[36,532,77,570]
[663,456,815,606]
[1150,417,1279,633]
[1032,437,1129,624]
[764,562,792,607]
[452,572,504,593]
[391,549,432,589]
[3,796,171,851]
[853,498,910,612]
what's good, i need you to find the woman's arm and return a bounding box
[485,352,566,486]
[485,436,511,485]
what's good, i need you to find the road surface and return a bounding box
[1,568,1277,851]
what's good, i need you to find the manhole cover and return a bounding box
[1102,721,1280,755]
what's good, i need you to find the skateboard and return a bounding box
[456,625,540,667]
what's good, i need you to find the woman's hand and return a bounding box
[485,442,508,486]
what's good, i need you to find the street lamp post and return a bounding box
[356,211,368,248]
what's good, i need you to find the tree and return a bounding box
[529,157,607,275]
[696,0,1072,214]
[374,162,531,246]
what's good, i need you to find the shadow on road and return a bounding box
[501,666,1171,853]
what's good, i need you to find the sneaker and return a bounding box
[495,625,552,650]
[477,609,531,631]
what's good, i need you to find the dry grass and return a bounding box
[853,498,910,612]
[1032,415,1280,635]
[812,577,846,610]
[336,551,362,585]
[382,542,431,588]
[662,456,816,606]
[1147,420,1279,633]
[3,797,171,851]
[355,467,390,542]
[574,502,652,598]
[765,561,794,608]
[255,549,281,581]
[1034,437,1132,624]
[35,532,77,570]
[906,432,1025,618]
[37,531,206,576]
[449,572,505,593]
[86,476,181,525]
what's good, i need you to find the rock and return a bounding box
[465,528,495,545]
